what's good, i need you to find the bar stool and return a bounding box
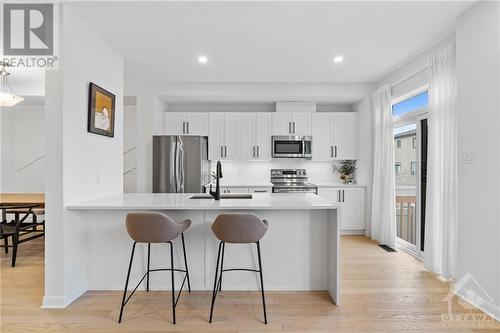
[118,212,191,324]
[209,213,269,324]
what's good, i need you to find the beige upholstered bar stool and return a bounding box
[209,213,269,324]
[118,212,191,325]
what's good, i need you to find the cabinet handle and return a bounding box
[330,146,333,158]
[182,122,185,134]
[288,122,291,134]
[337,190,341,202]
[342,190,345,202]
[293,122,296,134]
[224,146,227,158]
[254,190,267,193]
[335,146,338,158]
[220,146,223,158]
[186,122,189,134]
[257,146,259,158]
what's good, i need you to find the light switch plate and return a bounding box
[462,150,476,164]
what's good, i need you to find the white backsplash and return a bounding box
[209,160,347,184]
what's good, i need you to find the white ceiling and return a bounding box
[68,1,473,88]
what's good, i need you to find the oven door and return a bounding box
[272,136,304,158]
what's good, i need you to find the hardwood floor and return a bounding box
[1,236,498,332]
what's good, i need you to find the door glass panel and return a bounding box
[394,123,417,245]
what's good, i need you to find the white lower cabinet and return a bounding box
[318,187,365,233]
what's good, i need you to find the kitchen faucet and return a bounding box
[209,161,223,200]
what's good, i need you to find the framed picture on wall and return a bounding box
[87,82,116,137]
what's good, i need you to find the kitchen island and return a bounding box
[67,193,341,304]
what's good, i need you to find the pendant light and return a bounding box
[0,61,24,107]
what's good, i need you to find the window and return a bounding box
[392,91,428,117]
[410,161,417,175]
[412,137,417,149]
[395,162,401,174]
[397,139,401,148]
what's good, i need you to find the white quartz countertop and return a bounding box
[314,182,367,188]
[66,193,339,210]
[204,182,273,188]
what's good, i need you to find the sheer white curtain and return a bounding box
[424,45,457,279]
[371,85,396,246]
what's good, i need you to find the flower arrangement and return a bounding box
[332,160,357,184]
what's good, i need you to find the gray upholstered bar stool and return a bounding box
[209,213,269,324]
[118,212,191,325]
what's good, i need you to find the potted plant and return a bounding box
[332,160,357,184]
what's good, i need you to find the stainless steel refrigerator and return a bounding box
[153,136,210,193]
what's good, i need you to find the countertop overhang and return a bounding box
[66,193,339,210]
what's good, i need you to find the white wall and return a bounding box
[354,96,373,235]
[123,102,137,192]
[0,102,45,193]
[456,1,500,320]
[44,4,123,307]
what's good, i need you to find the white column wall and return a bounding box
[44,4,124,308]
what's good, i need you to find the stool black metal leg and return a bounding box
[169,241,176,325]
[146,243,151,292]
[209,241,223,323]
[118,242,137,323]
[3,236,8,254]
[181,233,191,292]
[11,233,19,267]
[218,242,225,291]
[256,241,267,324]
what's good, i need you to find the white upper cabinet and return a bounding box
[185,113,208,135]
[163,112,185,135]
[254,113,272,160]
[272,112,311,136]
[163,112,208,135]
[312,113,333,161]
[332,113,357,160]
[208,113,239,160]
[312,112,357,161]
[239,113,272,160]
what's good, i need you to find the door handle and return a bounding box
[182,122,185,134]
[186,122,189,134]
[293,122,296,134]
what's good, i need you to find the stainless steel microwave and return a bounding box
[272,136,312,159]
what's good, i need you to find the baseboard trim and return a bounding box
[41,287,87,309]
[341,230,365,235]
[455,288,500,323]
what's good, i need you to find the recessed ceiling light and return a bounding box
[333,55,344,64]
[198,55,208,64]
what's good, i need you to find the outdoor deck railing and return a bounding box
[396,195,416,245]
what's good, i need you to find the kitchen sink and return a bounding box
[189,194,253,199]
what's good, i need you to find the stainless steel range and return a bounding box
[271,169,318,194]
